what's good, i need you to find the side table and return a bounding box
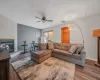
[21,44,28,53]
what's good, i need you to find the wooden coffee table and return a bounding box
[31,50,51,63]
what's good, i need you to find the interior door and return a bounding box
[61,27,70,44]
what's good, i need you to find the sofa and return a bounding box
[38,43,86,67]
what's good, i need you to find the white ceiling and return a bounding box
[0,0,100,29]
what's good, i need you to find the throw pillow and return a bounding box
[61,43,71,51]
[48,43,54,50]
[76,46,84,54]
[54,43,62,49]
[69,45,78,54]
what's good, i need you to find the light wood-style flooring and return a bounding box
[10,59,100,80]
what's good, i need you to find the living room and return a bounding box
[0,0,100,80]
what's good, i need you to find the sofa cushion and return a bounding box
[53,43,62,49]
[71,44,82,46]
[76,45,84,54]
[71,54,81,60]
[39,43,47,50]
[61,43,71,51]
[52,49,71,56]
[69,45,78,54]
[48,43,54,50]
[52,49,81,59]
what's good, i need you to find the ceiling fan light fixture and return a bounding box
[35,15,53,23]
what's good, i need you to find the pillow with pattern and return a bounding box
[76,46,84,54]
[69,45,78,54]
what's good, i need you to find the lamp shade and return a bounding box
[68,24,72,30]
[93,29,100,37]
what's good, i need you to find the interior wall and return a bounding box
[0,14,17,51]
[42,24,83,44]
[17,24,42,51]
[42,14,100,60]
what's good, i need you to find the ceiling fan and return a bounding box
[35,16,53,23]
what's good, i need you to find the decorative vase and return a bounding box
[23,40,26,45]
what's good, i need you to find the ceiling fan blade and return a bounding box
[37,21,41,22]
[35,16,41,19]
[46,20,53,22]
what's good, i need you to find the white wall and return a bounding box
[42,23,83,44]
[0,14,17,51]
[42,14,100,60]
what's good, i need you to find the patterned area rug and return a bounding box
[12,57,75,80]
[10,51,31,63]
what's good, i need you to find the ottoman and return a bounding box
[31,50,51,63]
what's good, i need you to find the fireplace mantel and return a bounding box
[0,38,14,40]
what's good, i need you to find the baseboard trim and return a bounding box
[86,58,97,61]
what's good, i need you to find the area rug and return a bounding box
[12,57,75,80]
[10,51,31,63]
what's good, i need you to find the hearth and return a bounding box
[0,39,14,53]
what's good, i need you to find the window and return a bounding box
[43,30,53,41]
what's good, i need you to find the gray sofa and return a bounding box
[52,49,86,67]
[38,43,86,67]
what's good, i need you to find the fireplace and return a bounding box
[0,39,14,53]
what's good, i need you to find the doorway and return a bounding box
[61,27,70,44]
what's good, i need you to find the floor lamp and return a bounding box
[67,23,84,47]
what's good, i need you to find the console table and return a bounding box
[0,50,10,80]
